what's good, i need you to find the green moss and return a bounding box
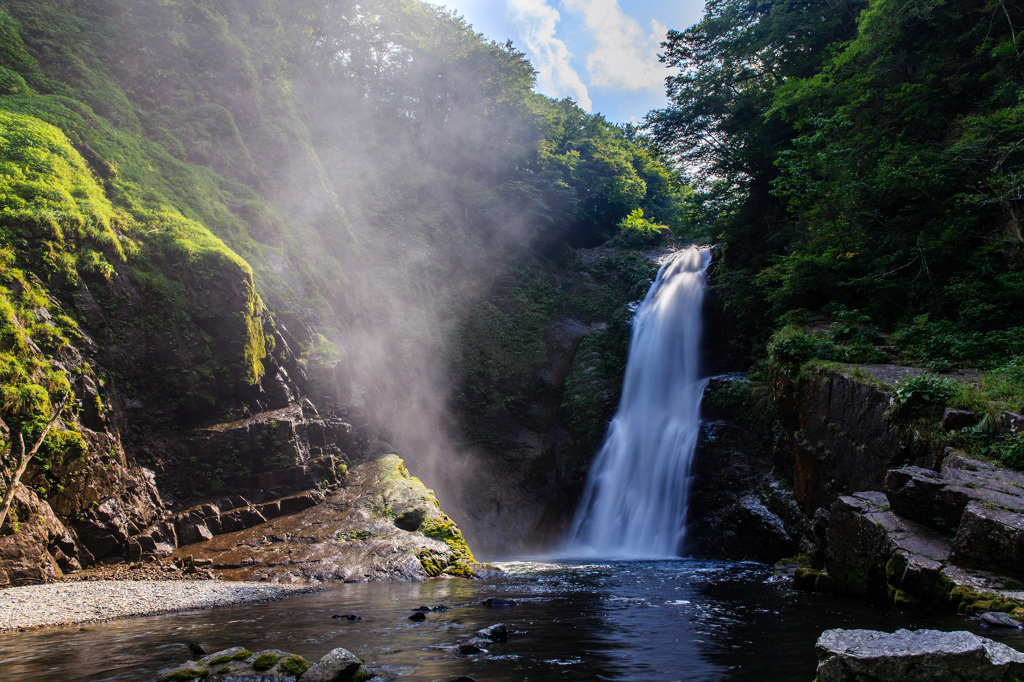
[946,585,1024,615]
[277,654,310,676]
[215,666,230,675]
[251,653,280,672]
[160,668,209,682]
[207,650,252,666]
[417,549,443,577]
[418,514,479,578]
[338,529,372,541]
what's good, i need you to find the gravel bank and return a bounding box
[0,580,320,631]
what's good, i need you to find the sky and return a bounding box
[438,0,707,124]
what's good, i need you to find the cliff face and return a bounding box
[450,247,664,553]
[0,2,488,585]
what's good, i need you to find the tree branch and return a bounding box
[0,396,69,534]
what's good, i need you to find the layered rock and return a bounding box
[815,629,1024,681]
[773,366,939,513]
[805,447,1024,615]
[169,454,493,582]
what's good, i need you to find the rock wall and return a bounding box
[765,364,1024,617]
[686,374,807,562]
[773,365,941,513]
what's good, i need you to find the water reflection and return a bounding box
[0,560,1021,681]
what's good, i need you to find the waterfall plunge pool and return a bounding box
[1,560,1017,681]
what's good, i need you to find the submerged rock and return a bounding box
[815,628,1024,681]
[482,597,518,607]
[981,612,1022,629]
[157,646,373,681]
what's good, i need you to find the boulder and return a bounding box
[475,623,509,642]
[981,612,1021,629]
[815,628,1024,681]
[0,485,71,585]
[174,509,214,547]
[943,409,979,431]
[952,501,1024,579]
[301,647,374,682]
[825,492,951,605]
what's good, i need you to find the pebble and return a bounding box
[0,580,320,631]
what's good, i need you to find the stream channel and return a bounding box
[2,559,1021,681]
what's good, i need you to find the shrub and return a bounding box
[888,374,959,420]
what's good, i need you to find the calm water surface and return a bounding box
[1,559,1021,681]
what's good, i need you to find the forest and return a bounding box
[2,0,1024,678]
[655,0,1024,466]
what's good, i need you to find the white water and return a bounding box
[565,247,711,558]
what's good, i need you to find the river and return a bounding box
[1,559,1018,681]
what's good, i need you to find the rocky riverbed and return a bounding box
[0,579,319,631]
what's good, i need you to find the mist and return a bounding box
[7,0,680,551]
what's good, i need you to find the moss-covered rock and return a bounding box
[158,646,372,681]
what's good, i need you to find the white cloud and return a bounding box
[563,0,667,92]
[507,0,593,110]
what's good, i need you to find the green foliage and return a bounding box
[998,435,1024,470]
[767,325,882,370]
[651,0,1024,377]
[888,374,959,420]
[608,208,668,248]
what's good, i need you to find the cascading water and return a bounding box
[566,246,711,558]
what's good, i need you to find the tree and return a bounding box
[0,395,69,533]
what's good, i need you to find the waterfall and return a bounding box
[565,246,711,558]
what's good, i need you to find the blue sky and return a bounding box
[438,0,707,124]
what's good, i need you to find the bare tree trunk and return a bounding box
[0,397,69,534]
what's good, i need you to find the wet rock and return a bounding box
[458,641,487,655]
[332,614,362,621]
[476,623,509,642]
[981,612,1022,629]
[279,490,324,515]
[815,628,1024,681]
[257,500,283,521]
[168,455,487,584]
[408,612,426,622]
[687,416,803,562]
[219,506,268,534]
[482,597,518,607]
[157,662,208,681]
[302,647,373,682]
[0,485,73,585]
[188,642,208,657]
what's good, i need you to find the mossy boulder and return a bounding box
[157,647,372,681]
[374,454,484,578]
